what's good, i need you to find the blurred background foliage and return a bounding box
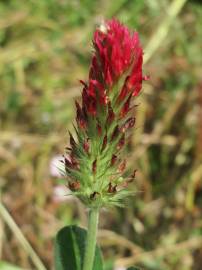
[0,0,202,269]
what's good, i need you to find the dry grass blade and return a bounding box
[98,229,143,255]
[0,192,3,259]
[115,236,202,267]
[0,202,47,270]
[185,164,202,211]
[0,11,28,30]
[130,90,187,165]
[144,0,188,64]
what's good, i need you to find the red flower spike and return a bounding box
[80,19,143,117]
[63,19,145,208]
[94,20,142,88]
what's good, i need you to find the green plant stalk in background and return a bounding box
[83,208,99,270]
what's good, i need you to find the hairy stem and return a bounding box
[83,208,99,270]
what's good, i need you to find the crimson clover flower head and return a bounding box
[63,19,147,208]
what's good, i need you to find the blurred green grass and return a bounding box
[0,0,202,270]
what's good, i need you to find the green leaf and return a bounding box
[54,225,103,270]
[0,261,24,270]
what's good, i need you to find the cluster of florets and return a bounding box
[63,19,146,208]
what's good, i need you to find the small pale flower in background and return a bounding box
[50,155,74,202]
[49,155,64,177]
[52,185,72,202]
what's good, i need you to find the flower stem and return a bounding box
[83,207,99,270]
